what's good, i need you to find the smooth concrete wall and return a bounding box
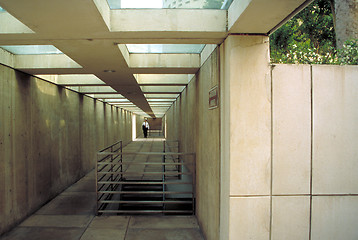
[271,64,358,239]
[147,118,162,130]
[165,48,220,240]
[165,35,358,239]
[135,114,145,138]
[220,35,272,240]
[272,64,311,239]
[311,65,358,240]
[0,64,132,235]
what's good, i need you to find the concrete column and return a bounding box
[220,35,271,240]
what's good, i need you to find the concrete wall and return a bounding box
[271,64,358,240]
[165,48,220,240]
[147,118,162,130]
[0,64,132,235]
[220,35,272,240]
[135,114,145,138]
[165,34,358,240]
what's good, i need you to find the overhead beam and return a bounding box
[134,74,192,85]
[68,86,116,94]
[110,9,227,41]
[88,94,125,99]
[145,94,179,98]
[129,53,200,73]
[140,86,185,93]
[129,54,200,68]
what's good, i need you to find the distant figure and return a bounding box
[142,119,150,138]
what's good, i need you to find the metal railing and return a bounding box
[96,140,196,215]
[148,129,163,137]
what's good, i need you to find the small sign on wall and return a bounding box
[209,86,219,110]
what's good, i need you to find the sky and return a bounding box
[121,0,163,8]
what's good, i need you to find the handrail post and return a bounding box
[192,154,196,215]
[120,140,123,180]
[110,146,114,191]
[162,140,166,211]
[96,152,99,215]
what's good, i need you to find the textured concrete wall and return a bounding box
[311,65,358,240]
[165,48,220,240]
[135,114,145,138]
[220,35,272,240]
[166,100,179,141]
[164,39,358,239]
[0,64,132,235]
[147,118,162,130]
[270,64,358,240]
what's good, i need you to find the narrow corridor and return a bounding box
[0,139,204,240]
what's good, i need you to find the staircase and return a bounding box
[96,141,195,215]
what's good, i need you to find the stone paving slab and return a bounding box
[1,227,85,240]
[80,228,126,240]
[129,216,200,229]
[125,228,204,240]
[20,215,93,228]
[88,216,130,229]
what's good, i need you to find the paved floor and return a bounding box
[0,138,204,240]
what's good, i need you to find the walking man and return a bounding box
[142,118,150,138]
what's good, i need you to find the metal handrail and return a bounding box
[96,140,196,215]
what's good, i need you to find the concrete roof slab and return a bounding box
[228,0,311,34]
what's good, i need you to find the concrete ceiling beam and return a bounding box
[110,9,227,34]
[89,94,125,99]
[134,74,193,85]
[68,86,116,94]
[129,53,200,69]
[140,86,185,93]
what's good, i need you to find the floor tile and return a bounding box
[129,216,200,229]
[0,227,85,240]
[36,192,96,215]
[80,228,126,240]
[88,216,130,229]
[20,215,93,228]
[125,228,204,240]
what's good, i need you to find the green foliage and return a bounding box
[337,39,358,65]
[270,0,339,64]
[203,0,224,9]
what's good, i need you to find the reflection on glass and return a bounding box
[0,6,5,12]
[0,45,62,55]
[107,0,233,9]
[126,44,205,54]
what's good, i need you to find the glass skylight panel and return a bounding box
[126,44,205,54]
[0,45,62,55]
[0,6,5,12]
[107,0,233,9]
